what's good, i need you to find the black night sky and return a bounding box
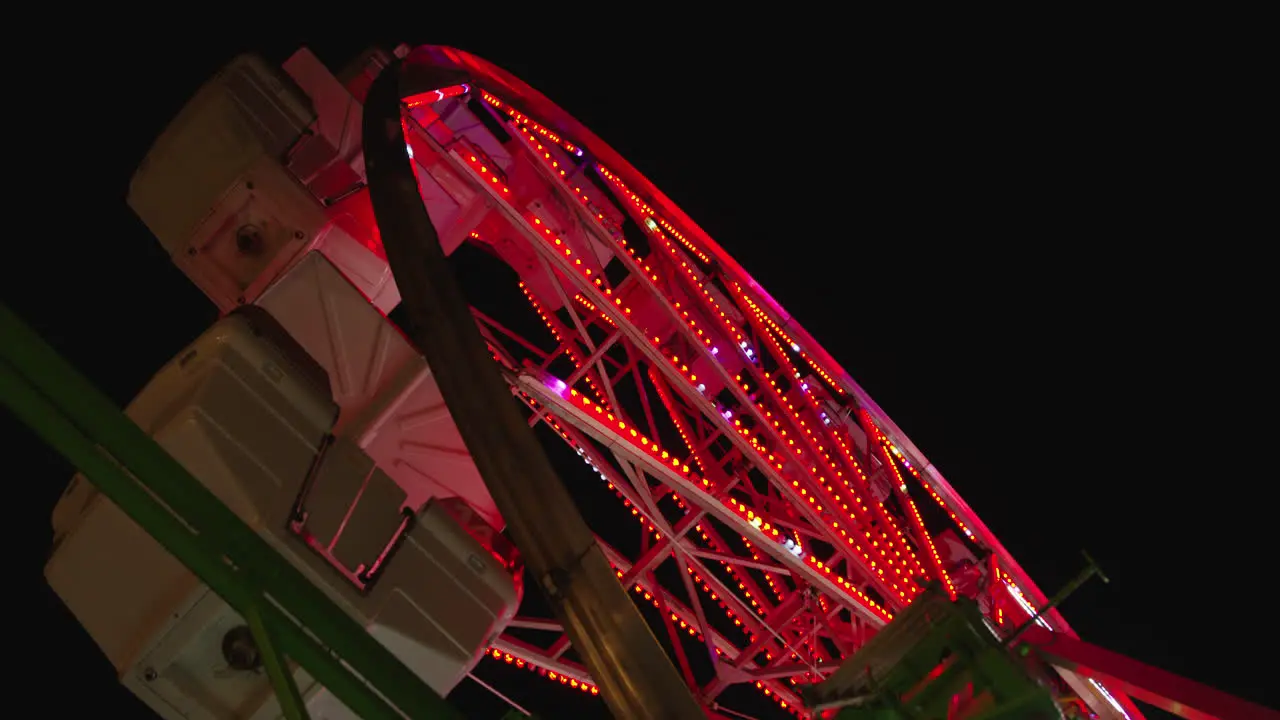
[9,26,1274,719]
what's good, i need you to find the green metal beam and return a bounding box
[0,303,466,719]
[0,359,400,718]
[245,602,311,720]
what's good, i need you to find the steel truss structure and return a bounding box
[369,47,1139,719]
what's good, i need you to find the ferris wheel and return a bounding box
[355,46,1130,719]
[35,42,1189,720]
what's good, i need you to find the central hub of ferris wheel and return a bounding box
[38,43,1177,720]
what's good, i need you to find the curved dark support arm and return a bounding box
[1021,626,1279,720]
[362,56,706,720]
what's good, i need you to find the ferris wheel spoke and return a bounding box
[518,371,850,683]
[533,253,625,414]
[747,661,836,683]
[719,590,809,670]
[671,552,728,675]
[626,347,665,440]
[645,559,703,690]
[623,513,707,584]
[689,522,782,618]
[470,307,551,360]
[566,327,623,380]
[811,606,856,657]
[490,634,596,689]
[615,457,784,635]
[544,634,571,661]
[518,370,893,626]
[598,540,808,709]
[682,549,773,638]
[517,282,618,417]
[685,548,792,576]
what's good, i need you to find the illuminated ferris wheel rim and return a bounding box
[363,44,1142,719]
[411,43,1069,635]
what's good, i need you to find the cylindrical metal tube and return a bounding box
[363,53,707,720]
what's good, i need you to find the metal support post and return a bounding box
[1007,551,1107,647]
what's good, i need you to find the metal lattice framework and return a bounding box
[375,57,1134,718]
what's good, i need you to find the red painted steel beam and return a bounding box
[1022,626,1278,720]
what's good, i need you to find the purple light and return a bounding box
[548,377,568,393]
[575,148,584,157]
[722,409,733,420]
[711,347,720,356]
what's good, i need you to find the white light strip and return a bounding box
[1089,678,1131,719]
[1005,583,1052,629]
